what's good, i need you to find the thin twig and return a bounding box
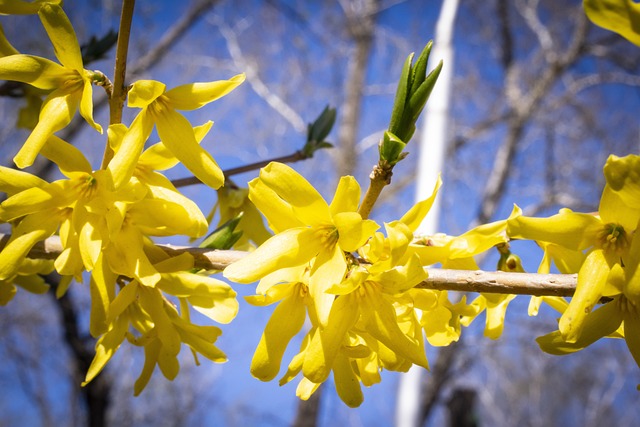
[172,151,307,188]
[102,0,136,168]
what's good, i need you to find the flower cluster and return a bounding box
[223,163,521,406]
[508,154,640,366]
[0,3,243,392]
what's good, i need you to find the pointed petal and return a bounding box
[559,249,610,342]
[537,300,623,355]
[108,110,154,189]
[507,210,602,250]
[155,109,224,189]
[165,74,245,110]
[0,210,61,280]
[259,162,331,226]
[309,243,346,326]
[333,353,364,408]
[251,290,306,381]
[361,285,429,369]
[0,54,67,89]
[303,293,359,383]
[83,315,128,385]
[223,227,322,284]
[138,288,181,356]
[140,121,213,171]
[134,339,160,396]
[400,175,442,232]
[334,212,379,252]
[0,166,47,195]
[79,75,102,132]
[14,88,78,168]
[38,4,83,70]
[128,80,166,108]
[598,185,640,230]
[623,309,640,368]
[248,177,304,233]
[330,176,361,215]
[40,135,92,175]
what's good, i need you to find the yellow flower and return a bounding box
[224,162,379,324]
[83,252,237,395]
[108,75,245,189]
[509,196,638,342]
[0,4,102,168]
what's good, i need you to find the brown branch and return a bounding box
[11,234,578,296]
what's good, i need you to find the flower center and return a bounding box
[599,223,628,253]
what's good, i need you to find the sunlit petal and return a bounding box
[38,4,83,70]
[155,109,224,189]
[165,74,245,110]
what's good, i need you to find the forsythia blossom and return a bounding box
[0,1,245,395]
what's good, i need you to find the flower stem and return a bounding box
[358,162,393,219]
[102,0,136,169]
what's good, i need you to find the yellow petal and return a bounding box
[483,294,516,340]
[0,166,47,195]
[79,73,102,132]
[134,338,160,395]
[83,315,128,385]
[584,0,640,46]
[155,109,224,189]
[164,73,245,110]
[400,175,442,232]
[106,226,161,287]
[0,209,61,280]
[128,196,208,238]
[248,177,304,233]
[0,0,61,15]
[40,135,92,175]
[559,249,610,342]
[259,162,331,226]
[39,4,83,70]
[108,110,154,189]
[309,243,346,325]
[303,293,359,383]
[330,176,361,215]
[14,88,79,168]
[296,377,320,401]
[0,23,19,56]
[251,290,306,381]
[422,305,459,346]
[333,352,364,408]
[157,345,180,380]
[128,80,166,108]
[507,210,602,250]
[0,54,68,89]
[537,299,623,355]
[223,227,323,283]
[623,309,640,368]
[334,212,379,252]
[598,185,640,230]
[138,288,181,356]
[140,121,213,171]
[360,284,429,369]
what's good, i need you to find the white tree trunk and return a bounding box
[395,0,459,426]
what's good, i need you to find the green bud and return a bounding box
[379,131,408,166]
[200,213,244,250]
[302,105,336,158]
